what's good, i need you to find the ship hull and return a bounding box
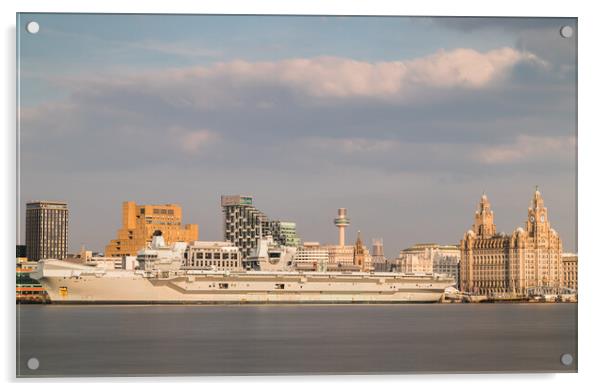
[34,261,452,304]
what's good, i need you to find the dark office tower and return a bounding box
[25,201,69,261]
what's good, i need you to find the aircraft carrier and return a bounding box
[31,232,454,304]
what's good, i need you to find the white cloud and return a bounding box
[48,47,542,109]
[404,47,543,88]
[156,47,539,100]
[474,134,576,164]
[170,128,219,154]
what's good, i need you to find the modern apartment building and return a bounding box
[221,195,300,259]
[25,201,68,261]
[105,201,198,257]
[270,221,301,247]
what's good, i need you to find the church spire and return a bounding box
[355,230,362,247]
[353,230,368,270]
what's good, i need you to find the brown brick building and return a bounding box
[105,201,198,257]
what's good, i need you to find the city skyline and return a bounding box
[18,15,577,256]
[20,187,570,260]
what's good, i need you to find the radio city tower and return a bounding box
[334,208,350,247]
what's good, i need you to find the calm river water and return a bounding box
[16,303,577,377]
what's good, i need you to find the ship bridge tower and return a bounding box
[334,208,350,247]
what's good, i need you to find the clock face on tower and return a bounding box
[530,215,535,223]
[540,215,545,222]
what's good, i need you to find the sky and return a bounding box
[17,14,577,257]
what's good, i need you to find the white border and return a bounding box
[2,0,600,389]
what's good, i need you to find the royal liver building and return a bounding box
[459,188,563,296]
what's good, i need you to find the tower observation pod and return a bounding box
[334,208,350,247]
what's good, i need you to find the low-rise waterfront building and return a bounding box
[322,232,373,272]
[325,245,355,268]
[433,251,460,287]
[294,242,329,272]
[183,241,243,271]
[393,243,460,283]
[16,254,47,303]
[561,253,578,292]
[395,246,434,274]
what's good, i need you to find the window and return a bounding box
[275,283,285,290]
[219,283,229,289]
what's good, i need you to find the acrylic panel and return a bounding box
[16,13,577,377]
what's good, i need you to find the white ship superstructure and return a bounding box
[32,232,454,304]
[137,232,187,273]
[244,235,297,271]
